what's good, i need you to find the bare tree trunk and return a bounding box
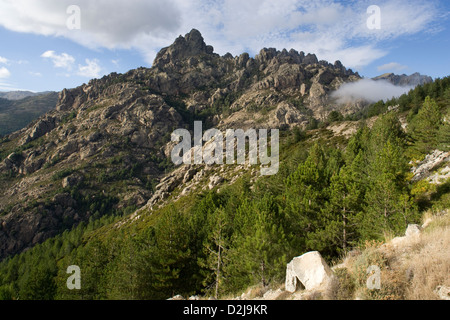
[343,209,347,252]
[215,242,221,299]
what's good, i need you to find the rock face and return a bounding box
[411,150,450,183]
[285,251,333,293]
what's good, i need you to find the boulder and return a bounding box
[285,251,333,293]
[168,295,185,301]
[405,224,421,238]
[389,224,423,249]
[208,175,224,190]
[21,116,57,145]
[62,174,84,189]
[435,286,450,300]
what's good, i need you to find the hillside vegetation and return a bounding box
[0,30,448,300]
[0,76,448,300]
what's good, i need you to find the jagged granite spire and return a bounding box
[153,29,215,68]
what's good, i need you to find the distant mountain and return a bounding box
[0,91,54,101]
[0,92,59,136]
[373,72,433,87]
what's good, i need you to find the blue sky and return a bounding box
[0,0,449,93]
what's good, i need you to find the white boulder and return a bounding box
[405,224,421,238]
[285,251,333,293]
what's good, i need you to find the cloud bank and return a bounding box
[0,0,441,67]
[331,78,413,104]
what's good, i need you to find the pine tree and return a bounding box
[362,140,416,239]
[76,239,110,300]
[284,142,329,251]
[198,208,229,299]
[19,263,57,300]
[152,205,194,298]
[409,96,442,154]
[318,166,361,255]
[437,108,450,151]
[225,196,288,292]
[368,112,405,161]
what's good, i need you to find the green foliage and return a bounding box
[226,195,289,292]
[327,110,344,123]
[1,77,449,299]
[332,268,355,300]
[437,108,450,151]
[408,97,442,154]
[52,168,75,181]
[292,126,306,143]
[306,116,320,130]
[61,110,77,124]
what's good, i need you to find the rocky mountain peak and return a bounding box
[0,29,363,260]
[373,72,433,87]
[153,29,215,69]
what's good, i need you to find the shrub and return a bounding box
[52,168,75,181]
[331,268,356,300]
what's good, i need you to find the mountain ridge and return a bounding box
[373,72,433,87]
[0,91,55,101]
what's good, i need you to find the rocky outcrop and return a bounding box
[388,224,423,249]
[411,150,450,183]
[20,116,57,145]
[62,174,84,189]
[154,29,215,70]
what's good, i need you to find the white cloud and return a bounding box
[77,59,102,78]
[0,56,9,64]
[29,71,42,77]
[378,62,408,72]
[331,78,413,104]
[0,0,181,50]
[172,0,440,69]
[0,67,11,79]
[41,50,75,70]
[0,0,441,68]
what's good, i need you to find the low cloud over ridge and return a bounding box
[331,78,413,104]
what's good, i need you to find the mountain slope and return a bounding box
[0,30,359,257]
[0,29,448,301]
[0,91,54,101]
[0,92,58,136]
[0,29,361,260]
